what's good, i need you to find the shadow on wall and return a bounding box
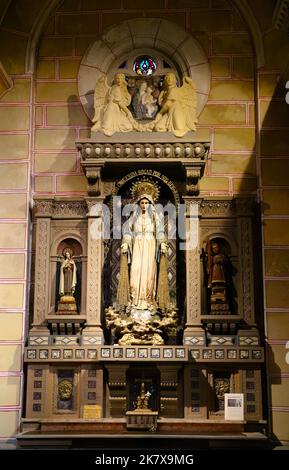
[259,63,289,446]
[43,94,89,194]
[266,343,282,445]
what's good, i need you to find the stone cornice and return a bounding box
[33,197,87,218]
[77,136,210,196]
[199,197,255,218]
[76,140,210,160]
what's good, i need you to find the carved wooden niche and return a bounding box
[53,238,83,315]
[201,237,237,317]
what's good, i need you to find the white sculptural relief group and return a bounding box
[91,72,198,138]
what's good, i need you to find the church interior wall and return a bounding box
[0,0,288,445]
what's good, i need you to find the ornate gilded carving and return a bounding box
[112,170,181,207]
[105,305,178,345]
[214,377,230,411]
[58,379,73,401]
[135,382,151,411]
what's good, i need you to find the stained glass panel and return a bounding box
[133,55,157,76]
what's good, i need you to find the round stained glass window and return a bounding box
[133,55,157,76]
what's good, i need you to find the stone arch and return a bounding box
[50,232,87,257]
[201,231,238,256]
[25,0,60,73]
[233,0,265,67]
[77,18,211,120]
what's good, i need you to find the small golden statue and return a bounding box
[126,381,158,431]
[135,382,151,411]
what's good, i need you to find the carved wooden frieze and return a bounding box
[24,345,264,363]
[33,199,87,218]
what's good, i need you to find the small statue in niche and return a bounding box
[154,72,198,137]
[135,382,151,411]
[143,85,158,119]
[57,248,77,314]
[204,239,231,314]
[118,180,168,313]
[105,179,179,345]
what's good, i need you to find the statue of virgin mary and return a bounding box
[117,180,169,319]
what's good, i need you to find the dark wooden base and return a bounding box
[18,418,270,449]
[22,417,248,434]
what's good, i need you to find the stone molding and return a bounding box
[24,345,264,364]
[33,198,87,218]
[78,138,209,196]
[199,197,254,218]
[77,140,210,160]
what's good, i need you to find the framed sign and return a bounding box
[224,393,244,421]
[83,404,102,419]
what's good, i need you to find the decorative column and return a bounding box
[29,199,53,344]
[82,197,105,345]
[183,198,205,346]
[236,198,260,346]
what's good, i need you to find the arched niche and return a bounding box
[49,237,85,315]
[103,172,184,317]
[77,18,211,121]
[201,235,239,317]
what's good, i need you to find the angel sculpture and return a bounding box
[91,73,137,136]
[154,72,198,137]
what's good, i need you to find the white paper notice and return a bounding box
[224,393,244,421]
